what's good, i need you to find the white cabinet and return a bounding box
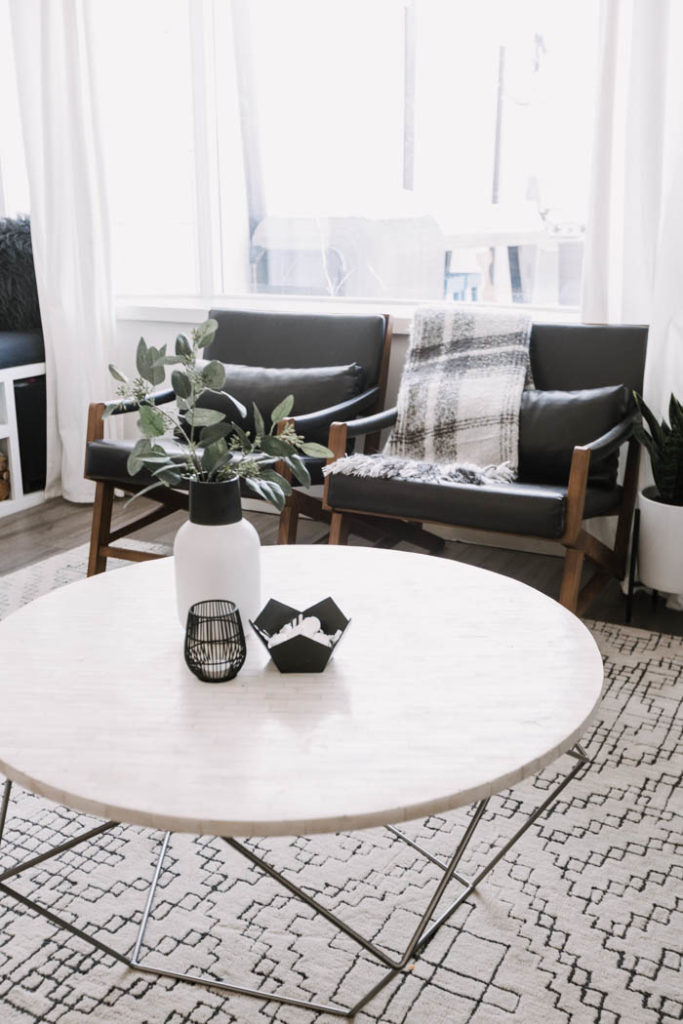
[0,361,46,517]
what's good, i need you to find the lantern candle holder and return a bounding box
[184,600,247,683]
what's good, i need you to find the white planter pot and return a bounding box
[638,486,683,594]
[174,479,261,628]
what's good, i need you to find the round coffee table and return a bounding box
[0,546,603,1017]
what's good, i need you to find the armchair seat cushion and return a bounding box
[326,472,622,539]
[87,437,329,490]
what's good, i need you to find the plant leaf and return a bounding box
[230,422,252,449]
[185,407,226,427]
[176,332,192,357]
[634,392,666,449]
[108,363,128,383]
[138,405,166,438]
[270,394,295,424]
[126,438,156,475]
[244,476,285,511]
[208,449,237,478]
[202,360,226,389]
[284,453,311,488]
[253,403,266,439]
[136,337,149,378]
[201,439,229,475]
[171,369,192,399]
[194,318,219,349]
[300,441,334,458]
[258,467,292,495]
[259,434,293,457]
[199,422,234,445]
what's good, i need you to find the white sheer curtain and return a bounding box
[581,0,683,605]
[10,0,117,502]
[581,0,683,418]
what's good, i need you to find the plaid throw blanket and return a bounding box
[325,306,533,486]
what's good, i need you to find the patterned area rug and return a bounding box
[0,547,681,1024]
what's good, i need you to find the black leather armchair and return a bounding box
[85,308,392,574]
[322,323,648,616]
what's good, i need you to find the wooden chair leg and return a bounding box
[88,481,115,576]
[559,547,584,614]
[277,495,299,545]
[328,512,349,545]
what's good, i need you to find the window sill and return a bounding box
[115,294,582,335]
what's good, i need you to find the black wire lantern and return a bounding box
[184,600,247,683]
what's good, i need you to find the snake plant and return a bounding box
[633,392,683,505]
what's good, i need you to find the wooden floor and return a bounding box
[1,496,682,636]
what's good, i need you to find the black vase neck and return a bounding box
[189,478,242,526]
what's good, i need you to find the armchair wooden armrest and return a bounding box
[560,413,640,615]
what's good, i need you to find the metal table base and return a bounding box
[0,744,590,1019]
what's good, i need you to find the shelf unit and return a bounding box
[0,360,46,518]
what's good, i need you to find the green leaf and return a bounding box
[634,392,666,449]
[245,477,285,512]
[126,438,155,475]
[136,337,149,378]
[300,441,334,458]
[171,369,192,399]
[202,360,226,389]
[633,422,655,459]
[230,422,252,449]
[155,468,183,487]
[253,403,266,438]
[175,333,192,357]
[258,467,292,495]
[669,393,683,434]
[210,451,238,478]
[270,394,295,424]
[185,407,226,427]
[194,318,218,349]
[138,405,166,437]
[108,363,128,383]
[259,434,292,457]
[135,341,166,387]
[201,439,229,475]
[200,422,233,445]
[284,453,311,488]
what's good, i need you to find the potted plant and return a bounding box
[633,391,683,596]
[107,317,331,625]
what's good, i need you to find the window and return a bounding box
[234,0,599,307]
[90,0,199,296]
[8,0,600,307]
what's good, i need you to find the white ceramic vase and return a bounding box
[638,486,683,594]
[174,478,261,628]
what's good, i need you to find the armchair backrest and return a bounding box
[206,308,391,389]
[530,324,648,392]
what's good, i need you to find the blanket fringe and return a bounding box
[323,453,516,486]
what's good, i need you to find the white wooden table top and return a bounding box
[0,547,604,837]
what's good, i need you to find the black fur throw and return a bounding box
[0,216,42,331]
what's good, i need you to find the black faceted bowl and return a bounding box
[250,597,350,673]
